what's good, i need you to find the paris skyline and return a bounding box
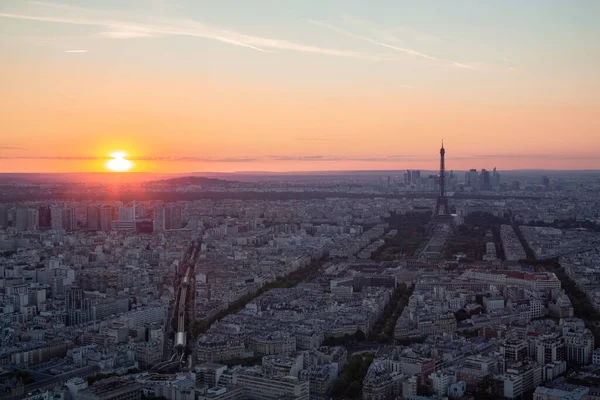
[1,0,599,173]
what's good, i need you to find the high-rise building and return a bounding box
[492,167,501,187]
[87,206,100,231]
[542,176,550,188]
[27,208,39,231]
[412,170,421,183]
[153,207,166,231]
[404,170,421,185]
[468,169,478,187]
[0,207,7,229]
[63,207,77,231]
[135,205,146,219]
[99,206,113,232]
[165,206,182,230]
[51,207,63,230]
[481,169,491,190]
[15,207,29,231]
[118,206,134,222]
[38,206,51,229]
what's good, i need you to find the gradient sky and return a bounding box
[1,0,599,173]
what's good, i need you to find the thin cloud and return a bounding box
[0,2,391,60]
[341,14,443,44]
[99,30,155,39]
[134,156,259,163]
[313,17,482,71]
[309,20,438,61]
[295,137,344,142]
[0,155,106,160]
[0,154,426,163]
[310,20,478,70]
[450,61,478,71]
[0,145,27,151]
[451,154,600,161]
[65,49,87,53]
[5,153,594,163]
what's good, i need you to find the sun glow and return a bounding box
[106,151,134,172]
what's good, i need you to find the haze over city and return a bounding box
[1,0,599,173]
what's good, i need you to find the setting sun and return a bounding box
[105,151,134,172]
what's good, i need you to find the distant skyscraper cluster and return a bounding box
[153,205,183,232]
[0,202,182,233]
[464,167,501,191]
[404,170,421,184]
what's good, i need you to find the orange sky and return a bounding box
[1,0,599,172]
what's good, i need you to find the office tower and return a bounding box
[153,207,166,231]
[27,209,39,231]
[15,207,29,231]
[0,207,7,229]
[135,205,146,219]
[63,207,77,231]
[404,169,412,184]
[468,169,478,186]
[542,176,550,188]
[99,206,113,231]
[50,207,63,230]
[165,206,182,230]
[38,206,51,229]
[118,206,135,222]
[448,170,456,190]
[481,169,491,190]
[434,141,450,216]
[412,170,421,183]
[492,167,501,187]
[87,206,100,231]
[114,204,135,231]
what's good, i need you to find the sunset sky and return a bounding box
[1,0,599,173]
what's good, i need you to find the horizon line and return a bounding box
[1,168,599,175]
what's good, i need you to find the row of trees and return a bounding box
[509,215,537,261]
[525,218,600,232]
[321,329,366,347]
[321,284,415,347]
[543,262,600,348]
[372,212,432,261]
[192,258,326,337]
[443,212,509,261]
[331,353,375,399]
[369,283,415,343]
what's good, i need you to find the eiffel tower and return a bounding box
[434,140,450,217]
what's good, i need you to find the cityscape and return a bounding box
[1,1,599,399]
[1,142,600,400]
